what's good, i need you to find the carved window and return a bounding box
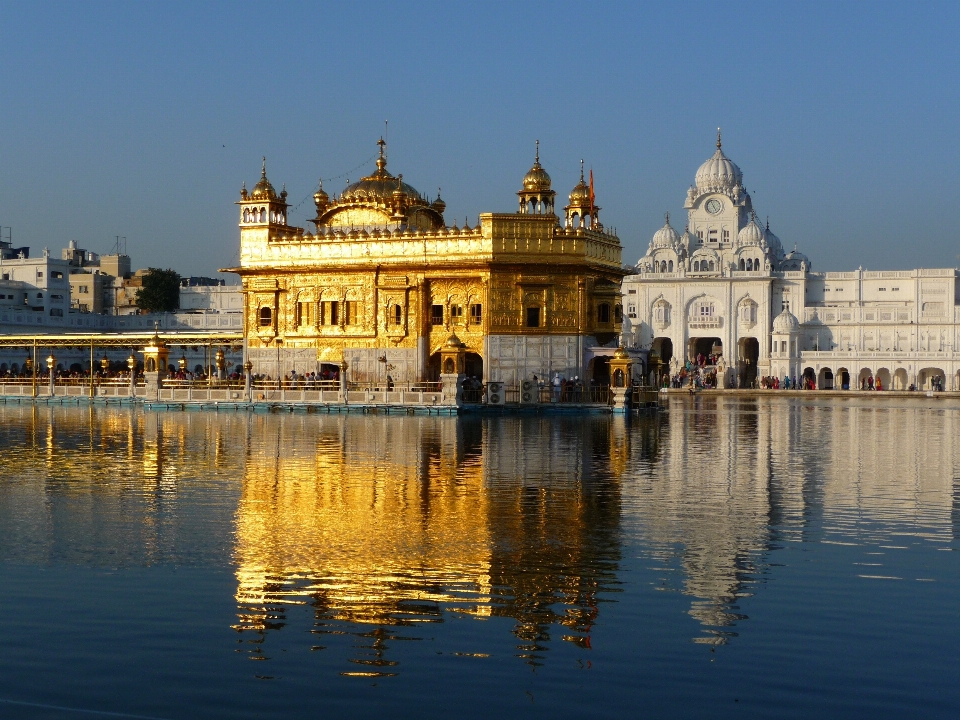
[470,304,482,325]
[694,302,715,318]
[321,301,339,326]
[526,307,541,328]
[258,307,272,326]
[614,304,623,323]
[296,301,314,328]
[392,304,402,326]
[344,301,359,325]
[451,304,464,321]
[722,229,730,242]
[431,305,444,325]
[597,303,610,323]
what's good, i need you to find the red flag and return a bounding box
[589,168,595,219]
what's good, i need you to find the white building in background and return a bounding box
[0,249,72,320]
[623,133,960,391]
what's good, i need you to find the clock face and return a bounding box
[705,199,722,214]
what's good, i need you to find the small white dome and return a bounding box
[764,222,784,258]
[678,228,697,256]
[772,309,801,334]
[737,219,764,247]
[651,215,680,249]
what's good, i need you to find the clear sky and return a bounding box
[1,1,958,280]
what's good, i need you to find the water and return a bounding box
[1,397,958,719]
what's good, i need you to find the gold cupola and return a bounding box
[251,158,279,201]
[517,139,556,215]
[564,160,600,229]
[238,157,289,228]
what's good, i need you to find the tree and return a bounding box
[135,268,181,314]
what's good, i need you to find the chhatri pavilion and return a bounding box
[225,140,626,386]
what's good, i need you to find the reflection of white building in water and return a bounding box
[623,133,960,391]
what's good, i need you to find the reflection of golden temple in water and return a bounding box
[1,400,958,663]
[230,413,632,668]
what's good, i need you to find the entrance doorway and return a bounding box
[465,352,483,380]
[738,337,759,388]
[590,357,611,386]
[689,337,722,363]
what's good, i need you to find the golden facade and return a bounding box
[224,141,626,383]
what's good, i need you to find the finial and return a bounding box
[716,128,722,149]
[437,186,442,198]
[535,139,540,164]
[261,156,267,177]
[580,159,585,182]
[664,211,670,225]
[377,136,386,157]
[318,178,323,190]
[766,216,770,230]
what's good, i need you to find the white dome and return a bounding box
[651,216,680,249]
[737,219,764,247]
[695,147,743,192]
[772,309,800,334]
[764,223,784,258]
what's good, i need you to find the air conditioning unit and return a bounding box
[486,381,504,405]
[520,379,538,404]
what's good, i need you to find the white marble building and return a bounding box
[623,133,960,391]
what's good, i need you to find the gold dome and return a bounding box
[521,140,552,191]
[569,163,590,205]
[444,333,466,348]
[340,138,424,203]
[613,346,629,360]
[313,180,329,209]
[431,188,446,214]
[251,158,278,201]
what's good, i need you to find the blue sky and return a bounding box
[0,1,958,279]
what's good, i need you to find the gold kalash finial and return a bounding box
[716,127,722,149]
[376,137,387,175]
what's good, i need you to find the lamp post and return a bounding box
[244,360,253,401]
[178,354,187,375]
[100,354,110,375]
[46,353,55,396]
[215,348,226,382]
[127,353,137,398]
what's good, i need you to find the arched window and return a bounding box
[243,209,250,222]
[393,304,402,326]
[259,307,272,326]
[444,358,455,373]
[668,260,674,272]
[598,303,610,323]
[708,261,715,271]
[614,304,623,323]
[571,212,580,228]
[739,258,745,270]
[746,258,753,271]
[693,260,700,271]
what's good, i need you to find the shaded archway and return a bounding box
[426,353,441,382]
[802,367,816,389]
[651,337,673,369]
[818,367,834,389]
[465,352,483,381]
[689,337,722,362]
[858,368,873,389]
[893,368,908,390]
[590,357,611,386]
[918,367,946,391]
[738,337,759,388]
[875,368,891,391]
[836,367,850,390]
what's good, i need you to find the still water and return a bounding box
[1,397,959,719]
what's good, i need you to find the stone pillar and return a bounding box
[440,373,464,407]
[609,346,633,413]
[339,359,348,403]
[244,361,253,402]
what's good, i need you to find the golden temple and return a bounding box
[224,140,626,385]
